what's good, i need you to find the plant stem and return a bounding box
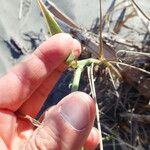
[71,65,84,92]
[71,58,100,92]
[110,61,150,75]
[87,64,103,150]
[78,58,100,66]
[99,0,104,59]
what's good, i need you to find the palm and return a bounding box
[0,110,35,149]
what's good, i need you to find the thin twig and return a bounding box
[46,0,79,29]
[53,10,148,57]
[19,0,23,19]
[99,0,104,59]
[107,68,119,98]
[116,50,150,57]
[120,113,150,123]
[110,61,150,75]
[102,0,116,30]
[101,125,137,150]
[103,33,143,50]
[24,115,41,127]
[130,0,150,21]
[17,111,41,127]
[87,63,103,150]
[106,67,120,118]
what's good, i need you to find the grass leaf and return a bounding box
[36,0,62,35]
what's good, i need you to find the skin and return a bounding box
[0,33,99,150]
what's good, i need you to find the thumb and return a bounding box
[23,92,96,150]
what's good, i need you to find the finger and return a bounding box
[0,109,17,147]
[19,39,81,117]
[23,92,96,150]
[0,33,80,111]
[83,127,100,150]
[0,137,8,150]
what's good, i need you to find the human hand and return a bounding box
[0,33,99,150]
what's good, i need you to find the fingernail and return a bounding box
[59,95,90,130]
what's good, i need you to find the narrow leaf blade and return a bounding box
[36,0,62,35]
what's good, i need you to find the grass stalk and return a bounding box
[110,61,150,75]
[99,0,104,60]
[87,63,103,150]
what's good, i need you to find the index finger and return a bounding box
[0,33,81,111]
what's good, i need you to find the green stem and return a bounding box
[78,58,100,67]
[71,65,84,92]
[71,58,100,92]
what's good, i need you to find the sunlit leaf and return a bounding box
[36,0,62,35]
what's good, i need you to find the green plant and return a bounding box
[36,1,104,150]
[36,0,150,150]
[35,1,123,150]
